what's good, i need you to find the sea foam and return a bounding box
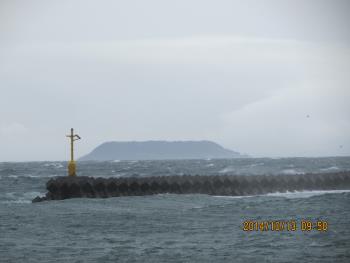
[214,189,350,200]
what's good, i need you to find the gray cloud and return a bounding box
[0,0,349,160]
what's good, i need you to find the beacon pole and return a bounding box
[66,128,81,176]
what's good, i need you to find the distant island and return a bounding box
[79,140,244,161]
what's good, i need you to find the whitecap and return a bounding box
[213,190,350,200]
[113,173,126,178]
[43,163,63,168]
[8,175,18,178]
[25,174,58,178]
[1,199,32,204]
[192,206,204,209]
[24,174,41,178]
[266,190,350,199]
[23,191,44,199]
[111,160,121,163]
[219,167,235,173]
[214,195,255,199]
[281,169,305,175]
[205,163,215,167]
[2,191,44,204]
[320,166,339,172]
[8,174,58,179]
[309,241,320,247]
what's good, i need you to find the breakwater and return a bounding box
[32,172,350,202]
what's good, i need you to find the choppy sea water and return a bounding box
[1,157,350,262]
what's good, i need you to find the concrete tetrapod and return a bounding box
[32,172,350,202]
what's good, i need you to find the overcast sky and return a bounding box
[1,0,350,161]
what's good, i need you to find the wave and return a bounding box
[4,174,59,179]
[320,166,339,172]
[281,169,305,175]
[214,189,350,200]
[1,199,32,204]
[219,166,236,173]
[42,163,64,168]
[112,172,127,178]
[0,168,17,175]
[266,190,350,199]
[249,162,265,167]
[24,174,58,178]
[1,191,44,204]
[213,195,255,199]
[23,191,44,198]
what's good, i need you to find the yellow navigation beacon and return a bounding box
[66,128,81,176]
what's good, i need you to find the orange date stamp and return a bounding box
[242,220,328,232]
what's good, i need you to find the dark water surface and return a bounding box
[1,157,350,262]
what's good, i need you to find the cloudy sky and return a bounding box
[1,0,349,161]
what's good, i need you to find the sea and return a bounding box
[1,157,350,263]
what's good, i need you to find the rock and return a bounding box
[32,196,47,203]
